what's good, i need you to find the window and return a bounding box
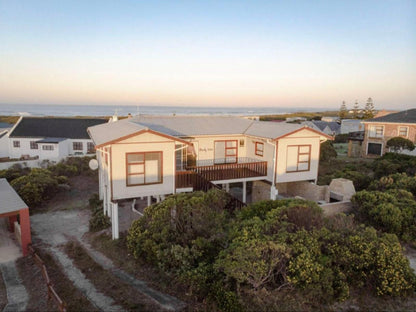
[368,125,384,138]
[42,145,54,151]
[73,142,83,151]
[255,142,264,157]
[30,141,38,149]
[87,142,95,152]
[367,143,382,156]
[214,140,237,164]
[126,152,162,186]
[13,141,20,148]
[399,126,408,137]
[286,145,311,172]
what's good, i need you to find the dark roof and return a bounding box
[36,138,67,143]
[367,109,416,124]
[348,131,364,141]
[10,117,107,139]
[311,121,341,132]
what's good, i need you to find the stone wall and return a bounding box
[252,180,271,202]
[321,201,353,216]
[280,181,330,202]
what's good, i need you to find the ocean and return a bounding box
[0,103,326,117]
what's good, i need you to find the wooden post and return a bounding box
[19,208,31,256]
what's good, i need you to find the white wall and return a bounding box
[0,130,9,158]
[110,132,176,200]
[275,129,322,183]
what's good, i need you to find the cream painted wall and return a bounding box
[111,132,177,200]
[276,132,321,183]
[245,136,275,182]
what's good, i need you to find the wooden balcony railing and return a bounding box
[186,160,267,182]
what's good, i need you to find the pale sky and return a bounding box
[0,0,415,110]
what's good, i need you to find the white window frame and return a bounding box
[368,125,384,139]
[366,142,383,156]
[398,126,409,138]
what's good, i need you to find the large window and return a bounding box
[367,143,382,156]
[368,125,384,138]
[126,152,162,186]
[42,145,54,151]
[30,141,38,150]
[214,140,237,164]
[286,145,311,172]
[398,126,408,137]
[73,142,83,151]
[13,141,20,148]
[255,142,264,157]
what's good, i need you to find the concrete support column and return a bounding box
[8,215,17,232]
[111,202,119,240]
[270,185,278,200]
[19,208,31,256]
[225,183,230,192]
[147,196,152,207]
[242,181,247,203]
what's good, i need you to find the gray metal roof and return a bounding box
[367,109,416,124]
[0,179,28,214]
[88,115,327,146]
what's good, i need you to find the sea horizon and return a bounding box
[0,103,333,117]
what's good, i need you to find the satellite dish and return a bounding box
[89,159,98,170]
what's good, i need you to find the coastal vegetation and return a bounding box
[127,187,416,311]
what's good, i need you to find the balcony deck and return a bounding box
[176,158,268,188]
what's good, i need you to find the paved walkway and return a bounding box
[31,209,186,311]
[0,261,28,312]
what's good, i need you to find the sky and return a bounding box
[0,0,415,110]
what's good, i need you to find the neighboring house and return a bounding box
[321,116,339,122]
[340,119,364,134]
[362,109,416,157]
[347,131,364,158]
[88,115,332,239]
[8,117,107,161]
[302,121,341,136]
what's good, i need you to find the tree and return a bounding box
[352,101,360,119]
[320,141,337,161]
[339,101,348,119]
[363,97,375,119]
[386,137,415,153]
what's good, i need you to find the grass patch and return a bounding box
[34,245,98,312]
[64,241,165,312]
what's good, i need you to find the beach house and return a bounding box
[8,117,107,161]
[88,115,331,239]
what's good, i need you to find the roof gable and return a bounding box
[10,117,107,139]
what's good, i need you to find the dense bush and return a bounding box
[0,163,31,182]
[334,133,349,143]
[128,195,416,310]
[88,193,110,232]
[318,168,372,191]
[352,188,416,241]
[386,137,415,152]
[372,153,416,178]
[320,141,337,161]
[10,168,59,207]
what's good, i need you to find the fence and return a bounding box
[28,245,67,312]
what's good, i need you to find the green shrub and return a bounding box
[386,137,415,152]
[10,168,59,207]
[0,164,31,183]
[320,141,337,161]
[372,153,416,178]
[334,133,349,143]
[88,194,110,232]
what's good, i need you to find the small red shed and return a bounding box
[0,178,31,256]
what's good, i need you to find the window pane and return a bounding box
[286,146,298,172]
[299,146,310,153]
[128,164,144,174]
[257,144,263,151]
[299,154,309,162]
[128,175,144,185]
[127,153,144,162]
[145,159,161,183]
[226,141,237,148]
[226,149,236,156]
[298,162,309,171]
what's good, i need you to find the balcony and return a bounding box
[176,157,268,188]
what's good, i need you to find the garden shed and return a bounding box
[0,178,31,256]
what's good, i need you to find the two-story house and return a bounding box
[88,115,331,239]
[8,117,107,161]
[362,109,416,157]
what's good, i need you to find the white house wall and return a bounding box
[0,131,9,158]
[110,132,176,200]
[275,129,321,184]
[245,136,275,182]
